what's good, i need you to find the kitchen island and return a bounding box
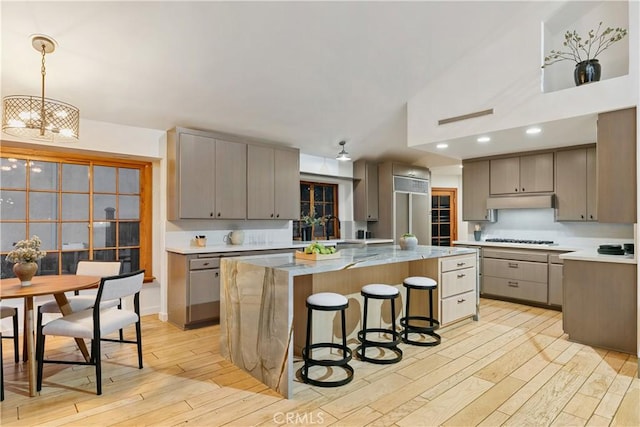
[219,244,478,398]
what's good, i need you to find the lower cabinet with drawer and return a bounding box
[439,253,478,325]
[482,248,548,304]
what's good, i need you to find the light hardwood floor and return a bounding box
[1,298,638,426]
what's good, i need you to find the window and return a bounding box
[294,181,339,240]
[0,148,152,280]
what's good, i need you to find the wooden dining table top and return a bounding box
[0,275,102,298]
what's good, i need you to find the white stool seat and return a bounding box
[404,276,437,288]
[0,306,17,318]
[362,284,399,297]
[307,292,348,308]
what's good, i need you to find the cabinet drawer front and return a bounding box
[482,258,547,283]
[441,255,476,272]
[441,267,476,298]
[442,290,476,325]
[190,258,220,270]
[482,248,548,263]
[482,276,547,303]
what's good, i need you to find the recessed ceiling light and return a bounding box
[526,127,542,135]
[477,136,491,143]
[436,143,448,149]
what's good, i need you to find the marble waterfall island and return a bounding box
[220,245,478,398]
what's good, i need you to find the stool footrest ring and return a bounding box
[302,343,353,367]
[357,328,402,348]
[400,315,440,333]
[355,344,403,365]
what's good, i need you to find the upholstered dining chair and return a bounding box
[36,260,123,344]
[1,304,19,363]
[36,269,145,395]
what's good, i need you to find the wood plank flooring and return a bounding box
[1,298,638,426]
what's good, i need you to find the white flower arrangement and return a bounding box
[6,235,46,263]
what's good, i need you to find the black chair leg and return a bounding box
[93,339,102,395]
[36,332,45,391]
[118,300,124,342]
[12,311,19,363]
[135,320,143,369]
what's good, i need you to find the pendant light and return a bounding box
[2,35,79,142]
[336,140,351,161]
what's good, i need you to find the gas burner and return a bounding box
[485,238,555,245]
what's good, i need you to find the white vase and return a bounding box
[399,235,418,250]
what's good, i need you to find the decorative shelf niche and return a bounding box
[541,1,629,93]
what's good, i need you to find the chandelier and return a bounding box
[2,35,79,142]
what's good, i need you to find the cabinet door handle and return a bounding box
[215,272,219,278]
[217,212,221,217]
[508,281,519,287]
[210,212,214,217]
[508,262,519,268]
[276,213,280,218]
[456,262,466,267]
[457,273,466,278]
[270,213,274,218]
[521,188,525,192]
[581,214,584,219]
[457,298,466,303]
[203,262,209,266]
[515,188,518,192]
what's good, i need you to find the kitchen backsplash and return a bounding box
[467,209,634,244]
[165,219,359,247]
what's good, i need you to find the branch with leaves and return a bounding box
[542,22,627,68]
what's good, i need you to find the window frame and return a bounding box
[296,181,340,240]
[0,145,153,281]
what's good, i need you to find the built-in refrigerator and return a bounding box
[393,176,431,244]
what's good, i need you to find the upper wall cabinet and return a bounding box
[597,107,636,223]
[167,128,247,220]
[490,153,554,195]
[353,160,379,221]
[555,146,597,221]
[247,144,300,220]
[462,160,491,221]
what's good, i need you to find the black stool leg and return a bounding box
[361,296,369,359]
[404,287,411,343]
[429,288,435,328]
[303,306,312,379]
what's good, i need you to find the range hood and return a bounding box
[486,194,554,210]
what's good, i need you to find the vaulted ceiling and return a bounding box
[1,1,597,166]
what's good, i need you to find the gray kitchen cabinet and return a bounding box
[597,107,636,223]
[462,160,491,221]
[563,260,637,354]
[167,127,247,220]
[490,153,554,195]
[247,144,300,220]
[555,146,597,221]
[353,160,379,221]
[548,253,564,306]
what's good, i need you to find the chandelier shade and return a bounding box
[1,35,79,142]
[3,95,80,141]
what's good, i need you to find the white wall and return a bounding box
[407,1,638,146]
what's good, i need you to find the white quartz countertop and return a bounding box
[220,245,476,276]
[454,240,636,264]
[559,249,637,264]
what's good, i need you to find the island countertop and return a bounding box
[224,244,477,275]
[219,244,479,398]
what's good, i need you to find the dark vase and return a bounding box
[301,226,312,241]
[574,59,601,86]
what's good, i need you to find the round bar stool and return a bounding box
[300,292,354,387]
[400,276,441,346]
[356,284,403,364]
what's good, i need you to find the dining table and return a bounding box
[1,274,101,397]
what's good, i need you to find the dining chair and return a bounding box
[1,304,19,363]
[36,260,124,344]
[36,269,145,395]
